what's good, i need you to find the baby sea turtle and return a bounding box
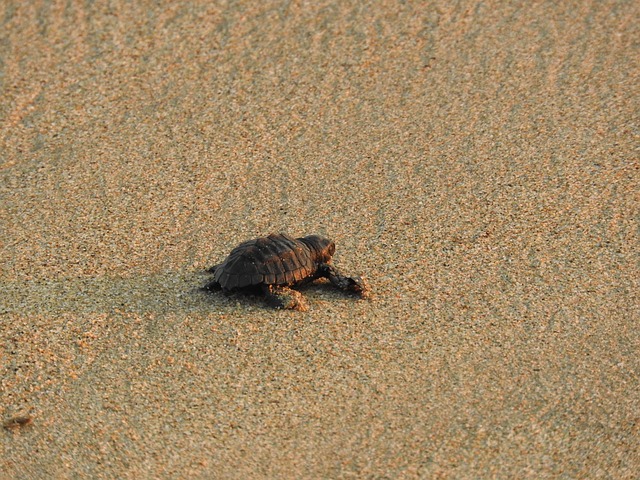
[203,233,369,311]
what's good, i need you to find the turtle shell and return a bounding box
[212,233,317,290]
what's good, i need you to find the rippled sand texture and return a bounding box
[1,1,638,478]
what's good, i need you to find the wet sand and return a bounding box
[1,1,638,478]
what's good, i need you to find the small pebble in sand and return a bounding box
[3,416,33,431]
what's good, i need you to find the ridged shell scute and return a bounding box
[213,233,316,289]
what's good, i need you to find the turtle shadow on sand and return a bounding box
[1,273,206,317]
[202,233,370,312]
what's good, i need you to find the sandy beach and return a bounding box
[1,1,638,478]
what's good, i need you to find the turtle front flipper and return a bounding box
[318,264,370,298]
[262,285,309,311]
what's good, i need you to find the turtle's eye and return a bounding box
[321,242,335,262]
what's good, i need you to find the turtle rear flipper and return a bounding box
[202,264,223,292]
[202,278,222,292]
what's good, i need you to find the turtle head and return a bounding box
[300,235,335,264]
